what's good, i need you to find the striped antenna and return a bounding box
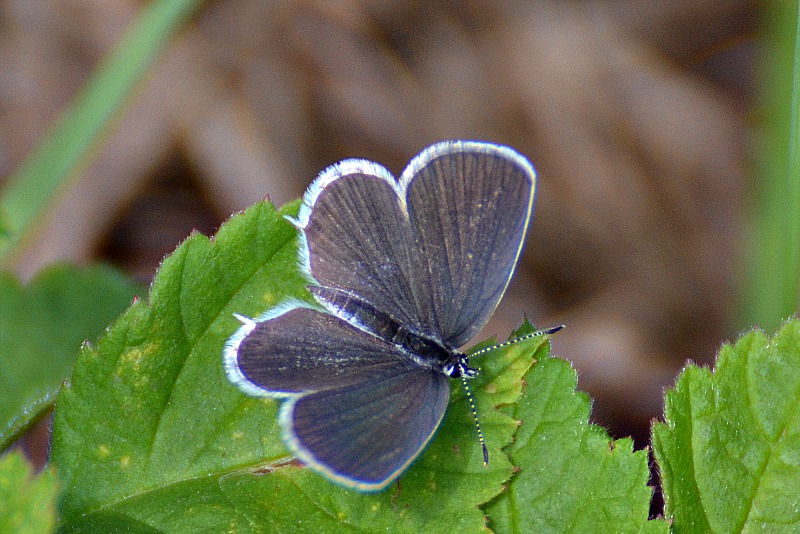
[463,324,564,465]
[460,374,489,465]
[468,324,564,360]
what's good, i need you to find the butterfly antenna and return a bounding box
[468,325,564,359]
[462,324,564,466]
[461,374,489,466]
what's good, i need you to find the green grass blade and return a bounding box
[743,0,800,330]
[0,0,204,265]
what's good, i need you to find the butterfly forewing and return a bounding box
[299,142,535,348]
[299,166,431,337]
[404,143,535,347]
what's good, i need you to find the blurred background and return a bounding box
[0,0,763,503]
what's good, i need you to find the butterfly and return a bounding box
[224,140,556,491]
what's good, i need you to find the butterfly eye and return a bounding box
[442,359,477,379]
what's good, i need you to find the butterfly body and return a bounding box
[225,140,536,491]
[310,284,470,378]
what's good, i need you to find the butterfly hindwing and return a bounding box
[224,302,451,490]
[284,366,450,491]
[225,303,412,397]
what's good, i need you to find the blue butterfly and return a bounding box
[224,140,557,491]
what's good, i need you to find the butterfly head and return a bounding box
[443,355,478,379]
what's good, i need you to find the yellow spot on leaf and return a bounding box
[262,292,277,307]
[118,348,144,371]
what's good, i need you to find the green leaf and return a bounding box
[484,350,658,533]
[50,199,557,531]
[653,320,800,532]
[637,519,670,534]
[0,450,59,534]
[0,264,139,451]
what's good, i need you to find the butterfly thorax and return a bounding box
[393,327,475,378]
[310,284,477,378]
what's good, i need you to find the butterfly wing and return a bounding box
[403,142,535,347]
[224,303,450,490]
[285,366,450,491]
[294,141,535,347]
[292,160,428,336]
[225,302,415,396]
